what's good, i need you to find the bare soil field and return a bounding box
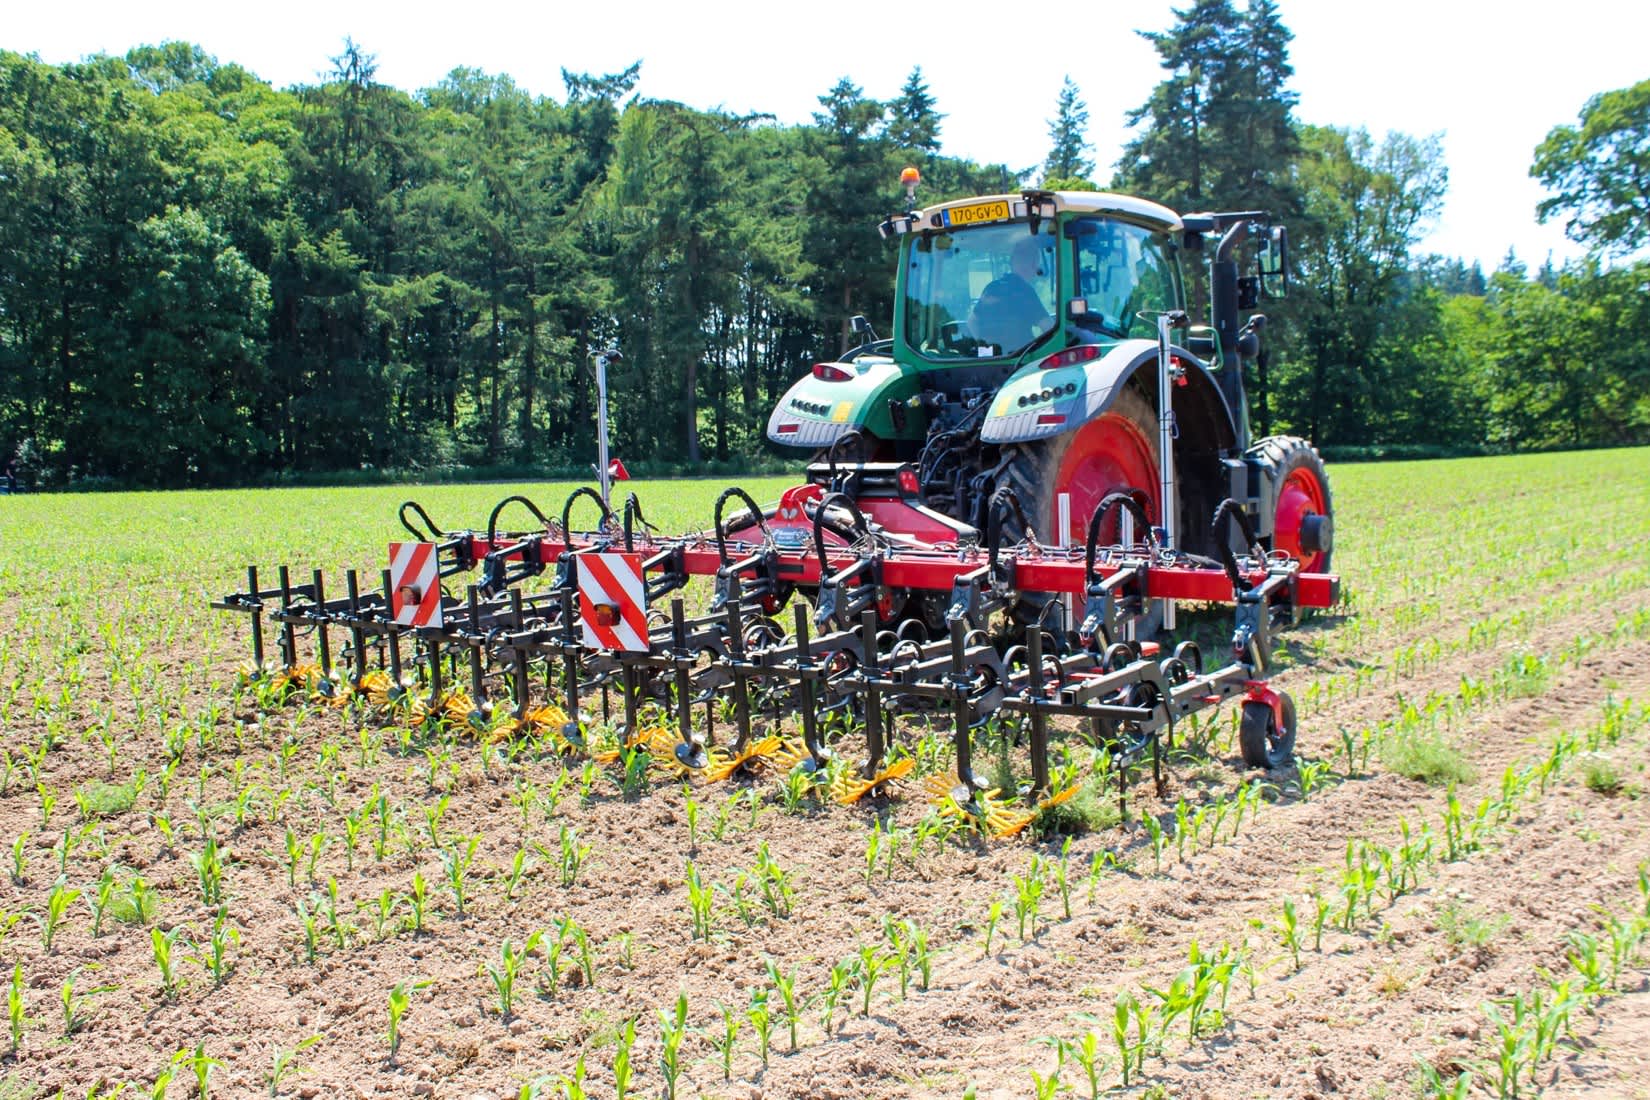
[2,449,1649,1099]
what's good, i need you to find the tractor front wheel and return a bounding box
[1251,436,1333,573]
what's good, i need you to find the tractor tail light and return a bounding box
[812,363,853,382]
[897,467,920,495]
[593,603,620,627]
[1036,413,1067,427]
[1036,345,1103,371]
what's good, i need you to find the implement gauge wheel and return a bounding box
[1239,691,1297,770]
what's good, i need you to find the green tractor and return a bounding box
[764,184,1332,631]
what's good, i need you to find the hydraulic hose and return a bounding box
[1210,498,1264,591]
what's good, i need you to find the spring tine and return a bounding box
[247,566,265,673]
[1027,625,1050,802]
[510,589,529,720]
[277,565,296,670]
[466,585,486,708]
[859,609,884,778]
[724,577,752,753]
[382,569,404,687]
[948,617,980,794]
[794,603,826,768]
[346,570,366,689]
[312,569,331,678]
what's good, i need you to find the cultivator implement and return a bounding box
[213,478,1337,831]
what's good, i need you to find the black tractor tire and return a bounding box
[997,384,1161,638]
[1246,435,1333,574]
[1239,690,1297,770]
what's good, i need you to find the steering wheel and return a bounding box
[937,321,975,354]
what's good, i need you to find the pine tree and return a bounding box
[1043,77,1094,183]
[887,66,943,153]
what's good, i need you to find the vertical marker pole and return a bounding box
[1155,313,1178,632]
[1057,491,1073,629]
[592,348,620,515]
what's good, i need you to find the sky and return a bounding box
[7,0,1643,270]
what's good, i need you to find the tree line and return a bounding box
[1,3,1645,488]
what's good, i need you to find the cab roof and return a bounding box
[915,191,1183,234]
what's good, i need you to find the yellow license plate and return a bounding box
[943,200,1010,227]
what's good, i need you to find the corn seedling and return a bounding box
[709,1001,740,1080]
[685,860,715,939]
[151,925,188,1000]
[821,957,853,1037]
[854,943,887,1015]
[199,906,239,985]
[385,977,432,1062]
[391,870,425,934]
[88,865,117,936]
[266,1034,319,1096]
[570,919,596,987]
[487,931,543,1018]
[43,876,81,951]
[1414,1059,1473,1100]
[1565,930,1608,995]
[983,898,1005,956]
[1042,1022,1105,1100]
[883,917,913,999]
[765,958,803,1049]
[747,986,774,1068]
[612,930,635,970]
[441,835,479,915]
[556,825,589,887]
[8,964,26,1055]
[190,834,225,906]
[1275,896,1302,972]
[540,921,569,999]
[1310,890,1331,951]
[361,889,401,942]
[657,992,689,1099]
[1143,813,1165,874]
[755,843,796,919]
[60,966,112,1036]
[181,1042,220,1100]
[1112,990,1142,1088]
[502,847,532,902]
[1013,858,1045,942]
[10,831,27,885]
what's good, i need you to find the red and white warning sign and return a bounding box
[389,542,443,628]
[577,552,649,652]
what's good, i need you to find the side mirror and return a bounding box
[1258,225,1289,298]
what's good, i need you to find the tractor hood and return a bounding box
[766,355,920,448]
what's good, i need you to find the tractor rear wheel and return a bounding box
[998,384,1161,634]
[1251,436,1333,573]
[1239,690,1297,770]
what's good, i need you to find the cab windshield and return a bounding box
[902,221,1058,361]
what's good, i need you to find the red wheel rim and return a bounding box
[1274,467,1328,572]
[1053,411,1159,546]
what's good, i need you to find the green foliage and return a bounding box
[1043,77,1093,183]
[1533,78,1650,255]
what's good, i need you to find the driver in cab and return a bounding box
[969,234,1054,353]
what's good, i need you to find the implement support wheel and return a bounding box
[1239,690,1296,770]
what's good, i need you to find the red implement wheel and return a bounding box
[1239,690,1297,770]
